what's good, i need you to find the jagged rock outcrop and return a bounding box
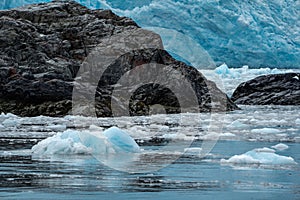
[0,0,238,117]
[231,73,300,105]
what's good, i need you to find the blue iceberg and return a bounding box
[32,126,140,155]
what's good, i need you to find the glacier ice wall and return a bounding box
[1,0,299,69]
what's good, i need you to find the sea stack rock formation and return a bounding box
[0,0,237,117]
[231,73,300,105]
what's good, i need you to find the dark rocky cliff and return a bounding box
[0,0,238,117]
[231,73,300,105]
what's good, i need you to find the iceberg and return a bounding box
[214,63,239,78]
[221,147,297,165]
[32,126,140,155]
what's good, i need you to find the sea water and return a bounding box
[0,102,299,199]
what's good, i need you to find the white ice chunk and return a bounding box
[46,124,67,132]
[271,143,289,151]
[89,125,104,131]
[221,147,297,165]
[32,130,92,155]
[251,128,281,134]
[220,132,236,137]
[254,147,275,153]
[221,154,260,164]
[2,118,19,127]
[227,120,248,129]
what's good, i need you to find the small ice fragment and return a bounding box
[251,128,280,134]
[293,76,299,80]
[227,120,248,129]
[221,154,260,164]
[46,124,67,132]
[89,125,103,131]
[184,147,202,154]
[220,132,236,137]
[2,118,19,127]
[271,143,289,151]
[214,63,237,78]
[253,147,275,153]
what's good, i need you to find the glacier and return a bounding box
[1,0,299,69]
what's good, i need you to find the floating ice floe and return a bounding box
[32,126,140,155]
[46,124,67,132]
[219,132,236,138]
[251,128,281,134]
[2,118,20,127]
[221,147,297,165]
[271,143,289,151]
[227,120,248,129]
[184,147,202,154]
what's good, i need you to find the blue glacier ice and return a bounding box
[1,0,299,69]
[31,126,140,155]
[103,127,140,153]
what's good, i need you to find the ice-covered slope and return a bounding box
[1,0,299,69]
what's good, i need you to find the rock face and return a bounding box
[231,73,300,105]
[0,0,237,117]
